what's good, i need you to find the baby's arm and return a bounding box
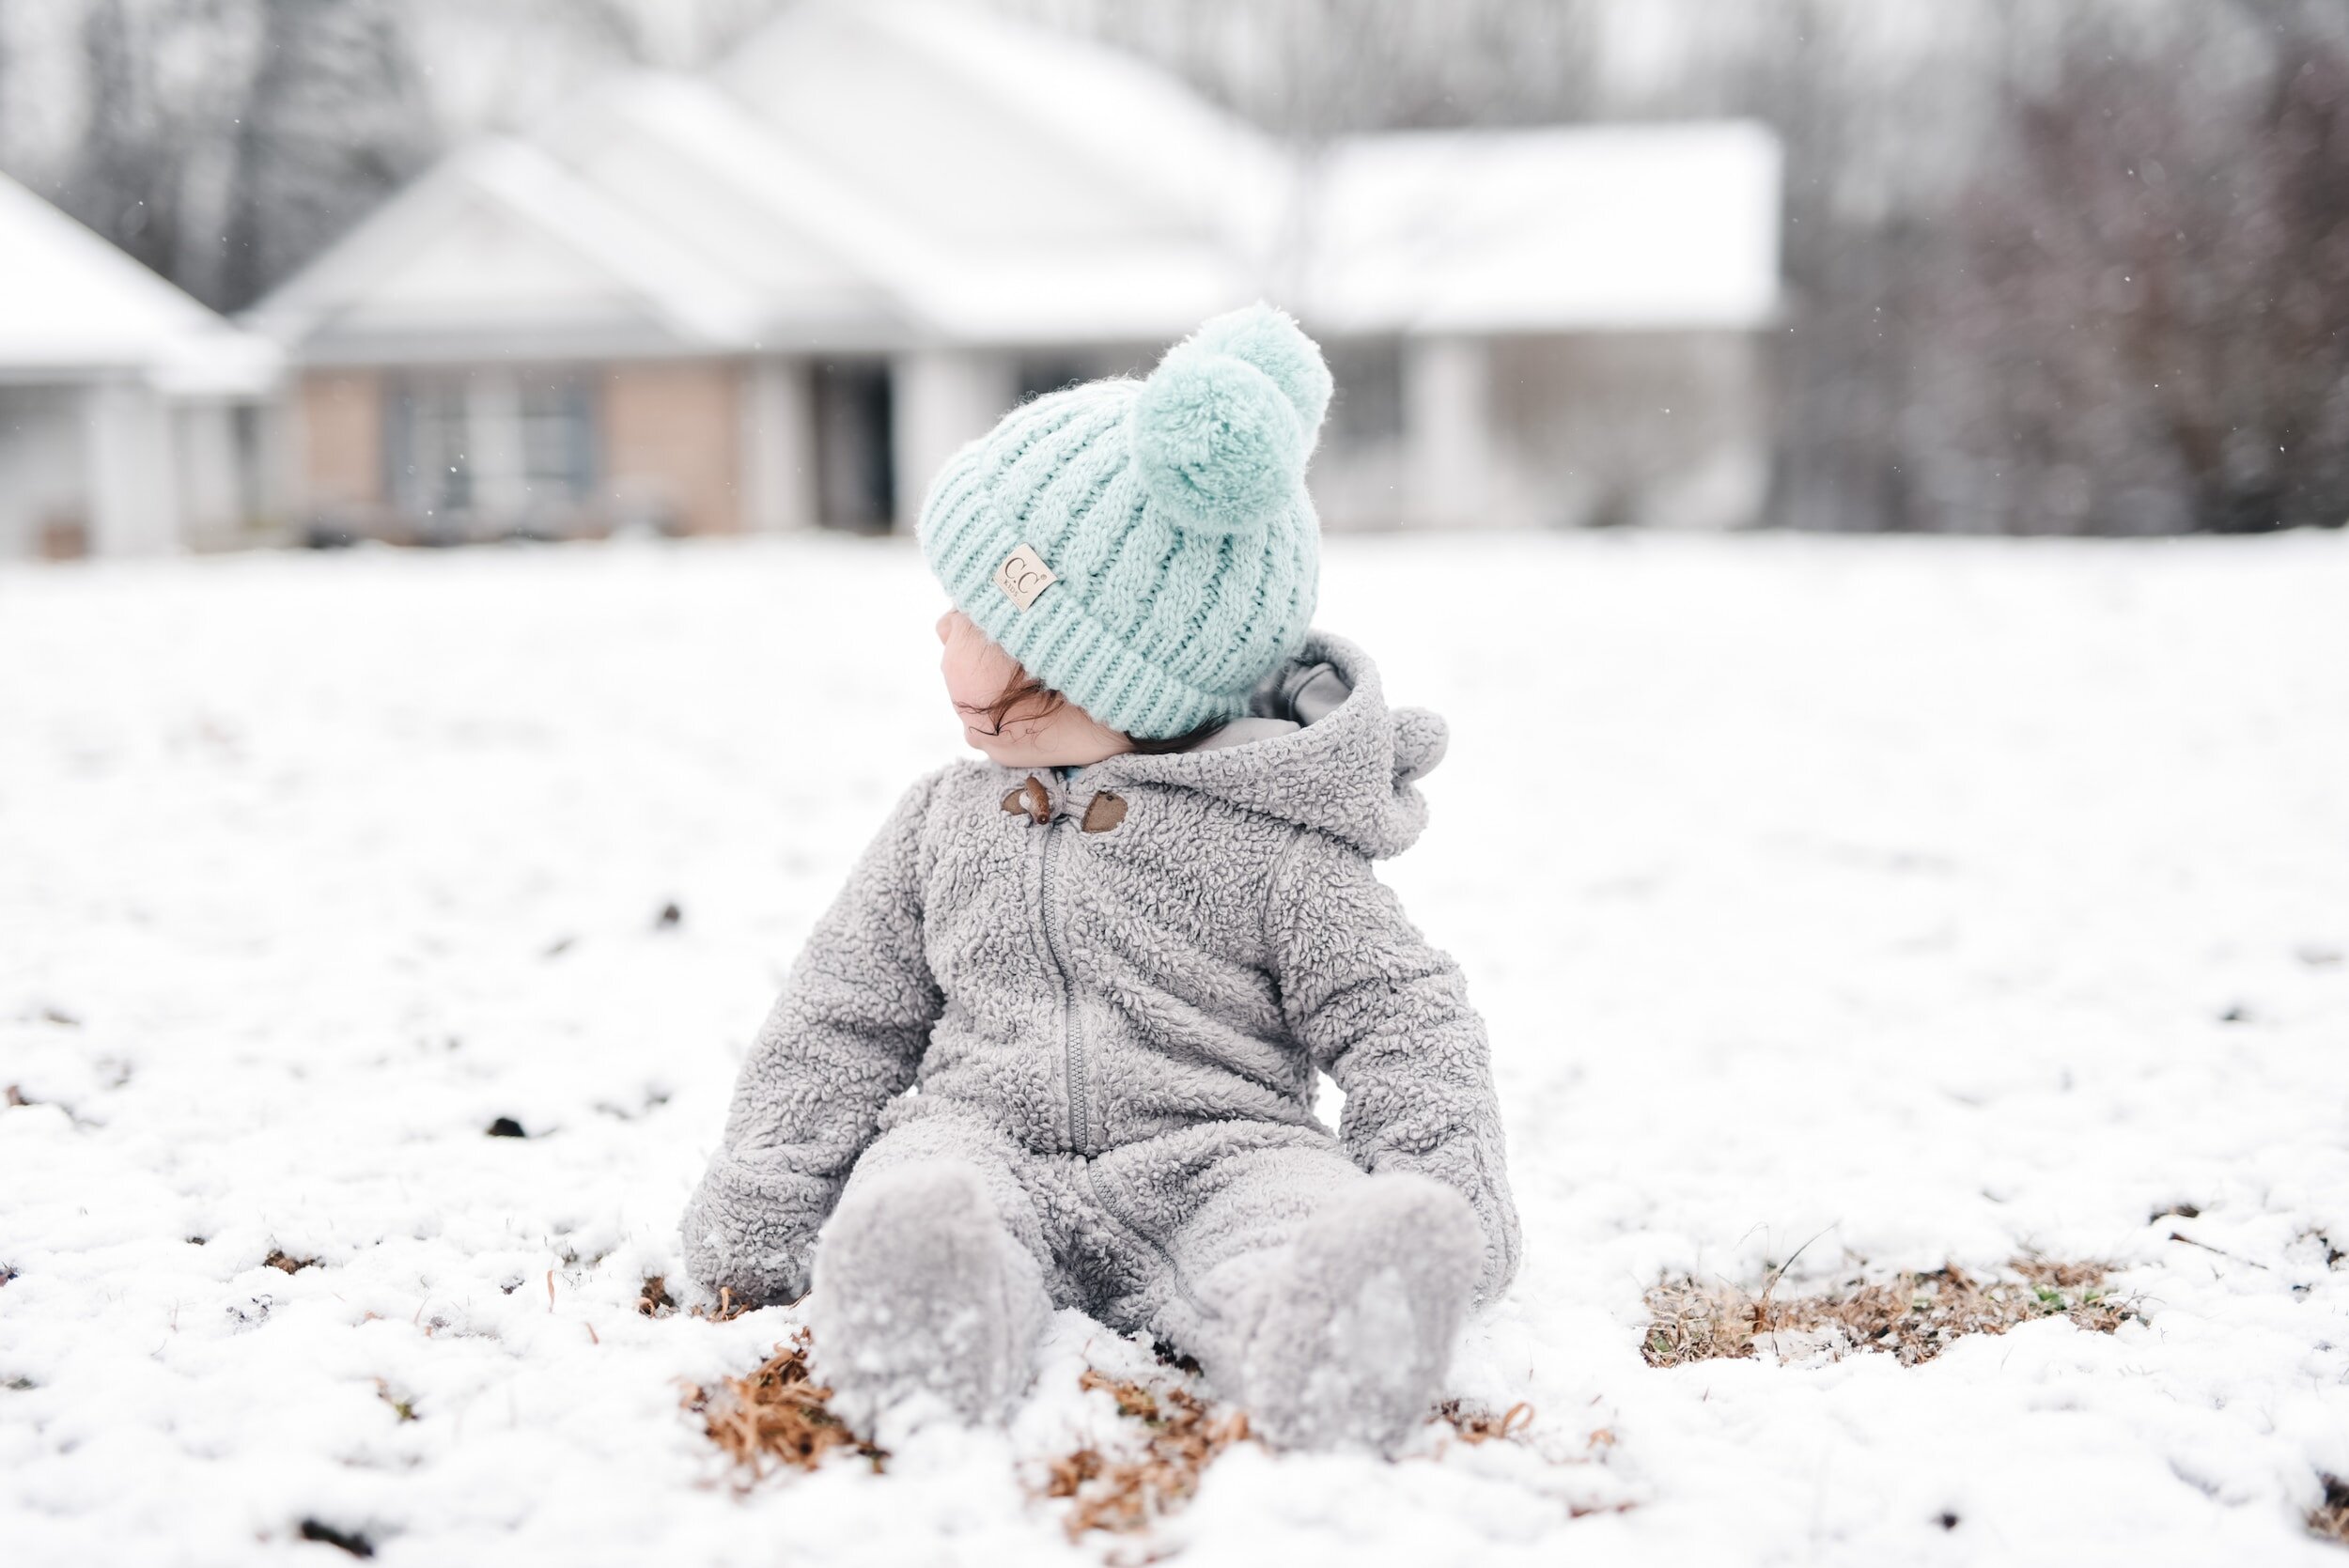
[679,770,944,1307]
[1267,831,1522,1307]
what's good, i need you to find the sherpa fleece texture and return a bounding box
[680,632,1521,1358]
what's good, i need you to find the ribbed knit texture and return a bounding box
[916,303,1330,739]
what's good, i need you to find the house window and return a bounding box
[1016,355,1098,403]
[387,370,596,535]
[1015,349,1147,405]
[813,360,894,532]
[1321,336,1406,452]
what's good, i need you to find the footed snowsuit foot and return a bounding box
[1219,1174,1480,1451]
[805,1159,1050,1439]
[794,1117,1485,1449]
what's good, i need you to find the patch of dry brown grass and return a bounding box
[680,1329,884,1483]
[1643,1258,2138,1369]
[2311,1475,2349,1546]
[1435,1399,1537,1445]
[1037,1370,1251,1540]
[687,1284,754,1323]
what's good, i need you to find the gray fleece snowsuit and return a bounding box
[681,631,1520,1443]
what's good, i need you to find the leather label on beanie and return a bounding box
[993,544,1058,611]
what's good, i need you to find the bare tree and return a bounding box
[70,0,194,283]
[1927,3,2349,532]
[219,0,430,310]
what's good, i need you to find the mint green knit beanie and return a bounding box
[916,302,1331,740]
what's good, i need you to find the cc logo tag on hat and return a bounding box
[994,544,1058,611]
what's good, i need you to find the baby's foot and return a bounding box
[806,1160,1049,1441]
[1237,1173,1480,1452]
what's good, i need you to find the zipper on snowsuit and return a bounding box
[1037,811,1094,1157]
[1020,779,1213,1316]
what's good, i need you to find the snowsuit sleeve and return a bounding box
[1266,829,1522,1306]
[680,770,944,1307]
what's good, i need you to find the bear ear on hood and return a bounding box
[1128,303,1331,538]
[1391,706,1448,786]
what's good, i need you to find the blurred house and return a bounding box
[247,0,1780,543]
[0,173,279,559]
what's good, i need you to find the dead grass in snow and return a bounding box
[680,1329,884,1483]
[2311,1475,2349,1546]
[1643,1257,2138,1369]
[1040,1369,1252,1540]
[1434,1398,1537,1445]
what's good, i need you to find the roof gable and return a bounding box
[717,1,1270,249]
[1305,122,1783,334]
[0,172,275,392]
[247,138,776,361]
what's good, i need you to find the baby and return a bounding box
[681,303,1519,1451]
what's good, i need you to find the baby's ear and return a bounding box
[1128,303,1330,538]
[1391,706,1448,786]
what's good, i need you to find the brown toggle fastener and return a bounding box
[1080,792,1127,833]
[1001,776,1052,824]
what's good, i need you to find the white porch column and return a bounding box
[893,348,1010,534]
[172,402,243,550]
[742,357,817,533]
[1403,334,1495,529]
[84,380,180,556]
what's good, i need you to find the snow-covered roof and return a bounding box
[0,171,279,396]
[1303,122,1783,334]
[249,1,1781,362]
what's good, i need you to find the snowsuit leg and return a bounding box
[1090,1122,1483,1450]
[805,1113,1054,1436]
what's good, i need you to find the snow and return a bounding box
[1305,122,1783,334]
[0,171,278,396]
[2,531,2346,1566]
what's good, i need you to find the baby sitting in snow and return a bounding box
[680,303,1519,1451]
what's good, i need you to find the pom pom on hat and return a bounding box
[1130,303,1331,537]
[1188,302,1334,436]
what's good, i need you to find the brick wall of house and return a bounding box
[602,361,741,535]
[301,371,382,511]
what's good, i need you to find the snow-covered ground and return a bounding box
[3,532,2345,1567]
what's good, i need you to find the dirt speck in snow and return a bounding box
[1643,1258,2138,1369]
[296,1518,375,1557]
[263,1250,316,1275]
[682,1329,882,1483]
[485,1116,526,1138]
[374,1379,418,1422]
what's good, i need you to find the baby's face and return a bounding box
[936,609,1132,769]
